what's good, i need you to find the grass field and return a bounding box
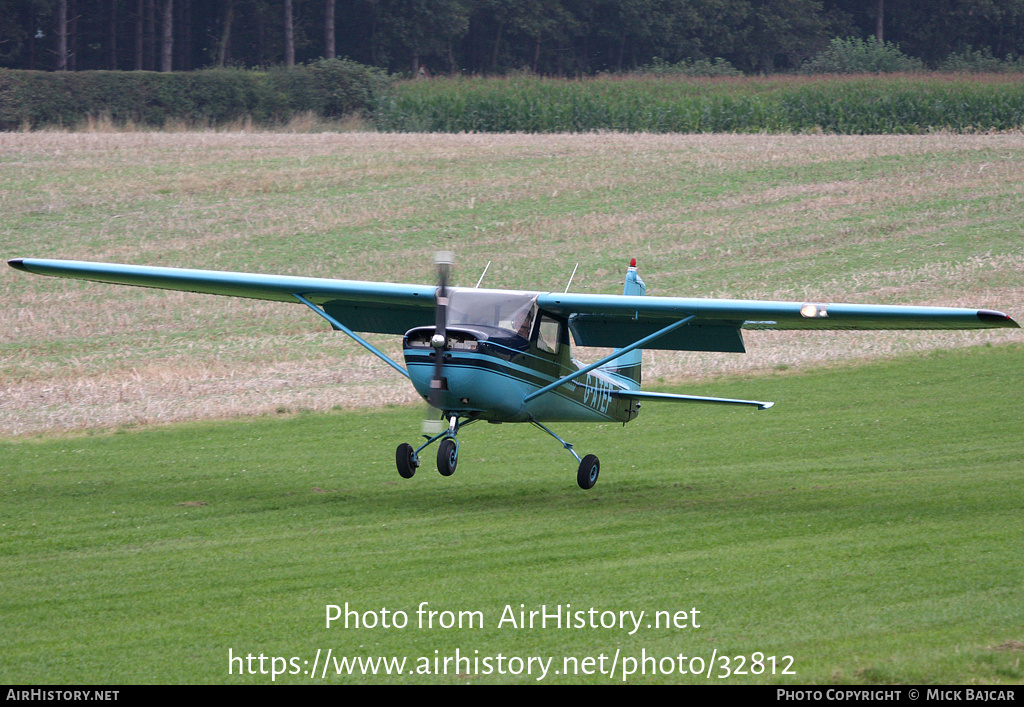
[2,345,1022,684]
[1,130,1022,684]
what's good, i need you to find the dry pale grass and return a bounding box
[990,640,1024,652]
[2,131,1021,435]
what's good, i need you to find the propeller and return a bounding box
[428,251,454,411]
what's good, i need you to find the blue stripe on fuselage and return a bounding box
[404,348,636,423]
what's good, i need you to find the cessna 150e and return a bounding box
[8,255,1018,489]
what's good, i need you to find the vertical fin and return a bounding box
[601,258,645,388]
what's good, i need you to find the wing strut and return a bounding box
[293,294,410,379]
[523,315,696,403]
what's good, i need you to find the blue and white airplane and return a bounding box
[8,255,1018,489]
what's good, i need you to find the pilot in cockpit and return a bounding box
[515,308,534,339]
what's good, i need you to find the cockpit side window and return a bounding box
[536,315,561,355]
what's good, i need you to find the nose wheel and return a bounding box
[437,438,458,476]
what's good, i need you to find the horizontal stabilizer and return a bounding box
[611,390,774,410]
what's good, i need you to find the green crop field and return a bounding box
[379,74,1024,134]
[1,131,1022,684]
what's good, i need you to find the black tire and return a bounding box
[396,443,417,479]
[577,454,600,490]
[437,438,458,476]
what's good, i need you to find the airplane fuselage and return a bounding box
[403,324,640,424]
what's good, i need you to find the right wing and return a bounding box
[8,258,438,335]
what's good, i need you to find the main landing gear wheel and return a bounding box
[396,443,418,479]
[577,454,600,490]
[437,438,458,476]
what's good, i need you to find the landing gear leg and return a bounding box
[530,419,600,490]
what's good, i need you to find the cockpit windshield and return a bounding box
[447,289,537,337]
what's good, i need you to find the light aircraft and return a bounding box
[8,255,1018,489]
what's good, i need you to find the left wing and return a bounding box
[537,292,1019,352]
[8,258,438,335]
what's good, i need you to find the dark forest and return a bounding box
[3,1,1023,75]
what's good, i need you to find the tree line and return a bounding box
[2,0,1024,76]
